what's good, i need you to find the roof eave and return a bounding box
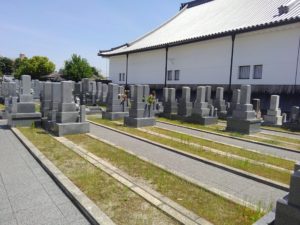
[98,17,300,57]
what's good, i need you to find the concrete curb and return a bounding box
[56,136,213,225]
[11,127,116,225]
[86,133,261,211]
[158,120,300,154]
[88,120,289,192]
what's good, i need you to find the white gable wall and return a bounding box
[108,24,300,86]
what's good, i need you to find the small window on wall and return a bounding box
[122,73,126,81]
[167,70,173,81]
[119,73,122,81]
[175,70,180,81]
[238,66,250,79]
[253,65,263,79]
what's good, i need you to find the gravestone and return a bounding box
[74,82,82,99]
[213,87,227,119]
[53,81,89,136]
[177,87,192,117]
[263,95,283,126]
[226,85,261,134]
[7,75,41,127]
[163,88,177,116]
[124,85,156,127]
[32,80,41,99]
[283,106,300,130]
[252,98,262,119]
[100,83,108,104]
[96,82,102,103]
[129,85,135,99]
[274,167,300,225]
[189,86,217,125]
[40,82,52,118]
[102,83,129,120]
[228,89,240,117]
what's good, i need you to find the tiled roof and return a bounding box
[100,0,300,56]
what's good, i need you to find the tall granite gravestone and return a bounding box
[264,95,283,126]
[32,80,41,99]
[129,85,135,99]
[124,85,156,127]
[228,89,240,117]
[40,82,52,118]
[189,86,217,125]
[100,83,108,104]
[163,88,177,116]
[226,85,261,134]
[213,87,227,119]
[7,75,41,127]
[53,81,89,136]
[252,98,262,119]
[274,166,300,225]
[74,82,82,99]
[96,82,102,103]
[102,83,129,120]
[178,86,192,117]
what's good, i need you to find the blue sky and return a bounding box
[0,0,184,76]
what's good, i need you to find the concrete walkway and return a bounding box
[90,123,287,209]
[157,122,300,161]
[0,122,90,225]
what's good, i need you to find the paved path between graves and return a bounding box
[90,123,287,208]
[157,122,300,161]
[0,121,90,225]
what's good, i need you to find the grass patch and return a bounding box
[157,117,300,150]
[0,103,5,110]
[263,126,300,134]
[145,127,294,171]
[89,117,291,185]
[35,102,40,112]
[66,133,264,225]
[19,127,180,225]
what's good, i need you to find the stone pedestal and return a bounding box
[226,85,261,134]
[283,106,300,131]
[124,85,155,127]
[264,95,282,126]
[178,87,192,117]
[7,75,41,127]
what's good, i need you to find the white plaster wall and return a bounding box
[167,37,232,85]
[127,49,165,84]
[232,24,300,85]
[108,55,126,84]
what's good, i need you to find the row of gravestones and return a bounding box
[0,75,90,136]
[162,85,300,133]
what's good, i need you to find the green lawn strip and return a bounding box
[66,133,263,225]
[35,103,40,112]
[157,117,298,150]
[89,117,290,185]
[263,126,300,135]
[258,133,300,145]
[145,127,294,171]
[0,103,5,110]
[18,127,180,225]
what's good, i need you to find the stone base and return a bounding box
[102,111,129,120]
[218,111,228,120]
[274,198,300,225]
[283,123,300,131]
[8,112,41,127]
[226,117,261,134]
[263,115,283,126]
[53,122,90,137]
[124,117,156,128]
[187,115,218,125]
[86,106,102,115]
[41,118,55,131]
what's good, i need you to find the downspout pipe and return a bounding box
[164,47,169,87]
[294,37,300,93]
[229,34,236,93]
[125,54,129,88]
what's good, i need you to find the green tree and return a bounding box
[15,56,55,79]
[0,57,14,75]
[62,54,93,82]
[91,67,105,80]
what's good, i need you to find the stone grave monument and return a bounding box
[226,85,261,134]
[40,82,52,118]
[7,75,41,127]
[53,81,89,136]
[163,88,177,116]
[124,85,156,127]
[252,98,262,119]
[178,86,192,117]
[263,95,283,126]
[213,87,227,119]
[283,106,300,130]
[228,89,240,117]
[189,86,217,125]
[102,83,129,120]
